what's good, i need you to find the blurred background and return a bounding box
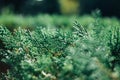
[0,0,120,31]
[0,0,120,17]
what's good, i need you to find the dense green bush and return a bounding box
[0,15,120,79]
[108,27,120,71]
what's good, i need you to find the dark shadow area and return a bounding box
[80,0,120,18]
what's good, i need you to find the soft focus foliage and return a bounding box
[0,13,120,31]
